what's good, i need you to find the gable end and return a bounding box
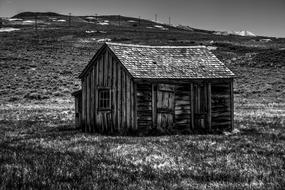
[79,44,134,80]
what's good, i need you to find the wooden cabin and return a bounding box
[72,42,235,135]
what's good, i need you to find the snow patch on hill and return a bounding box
[23,20,35,23]
[214,30,256,37]
[8,18,23,21]
[154,25,168,30]
[86,17,96,20]
[234,30,256,37]
[97,20,109,25]
[0,27,20,32]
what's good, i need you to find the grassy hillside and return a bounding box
[0,12,284,189]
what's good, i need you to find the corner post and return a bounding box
[190,83,195,131]
[208,82,212,132]
[230,79,234,131]
[152,84,157,130]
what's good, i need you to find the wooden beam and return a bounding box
[121,70,125,131]
[208,83,212,132]
[230,79,234,131]
[152,84,157,129]
[130,80,133,130]
[90,66,95,132]
[81,79,85,132]
[134,78,233,84]
[126,77,130,130]
[86,74,90,132]
[94,64,98,132]
[190,83,194,131]
[117,65,121,132]
[82,77,87,132]
[133,83,137,130]
[112,58,117,133]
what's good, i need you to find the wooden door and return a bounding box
[156,84,175,132]
[193,83,209,131]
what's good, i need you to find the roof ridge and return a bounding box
[106,42,206,49]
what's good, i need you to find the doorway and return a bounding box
[193,83,209,131]
[156,84,175,132]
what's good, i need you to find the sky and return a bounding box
[0,0,285,37]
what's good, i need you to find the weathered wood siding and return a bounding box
[74,94,82,128]
[211,81,232,131]
[174,84,191,133]
[81,48,135,134]
[136,82,152,134]
[80,62,233,134]
[136,82,192,134]
[156,84,175,133]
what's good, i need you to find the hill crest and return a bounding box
[12,12,64,18]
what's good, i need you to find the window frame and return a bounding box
[98,87,111,111]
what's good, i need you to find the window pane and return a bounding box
[98,89,111,109]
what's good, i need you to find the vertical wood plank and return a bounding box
[86,73,90,132]
[82,78,86,132]
[121,70,126,132]
[190,83,194,130]
[94,64,98,132]
[126,77,130,130]
[99,57,103,86]
[88,74,92,132]
[97,60,102,133]
[75,96,78,127]
[117,65,121,132]
[130,80,133,130]
[108,51,112,87]
[152,84,157,129]
[230,80,234,131]
[112,58,117,133]
[208,83,212,132]
[133,83,137,130]
[104,51,108,86]
[197,86,200,113]
[90,66,95,132]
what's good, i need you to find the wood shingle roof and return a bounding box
[79,42,235,79]
[106,43,235,79]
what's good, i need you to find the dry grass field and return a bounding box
[0,13,284,189]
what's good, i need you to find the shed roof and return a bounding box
[80,43,235,79]
[107,43,234,79]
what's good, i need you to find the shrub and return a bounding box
[24,92,49,100]
[8,96,21,102]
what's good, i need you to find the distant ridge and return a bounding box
[12,12,64,18]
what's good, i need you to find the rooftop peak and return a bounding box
[106,42,206,49]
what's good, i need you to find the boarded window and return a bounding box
[98,88,111,110]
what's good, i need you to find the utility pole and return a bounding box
[68,13,71,27]
[155,14,157,22]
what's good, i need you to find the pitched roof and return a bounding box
[106,43,235,79]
